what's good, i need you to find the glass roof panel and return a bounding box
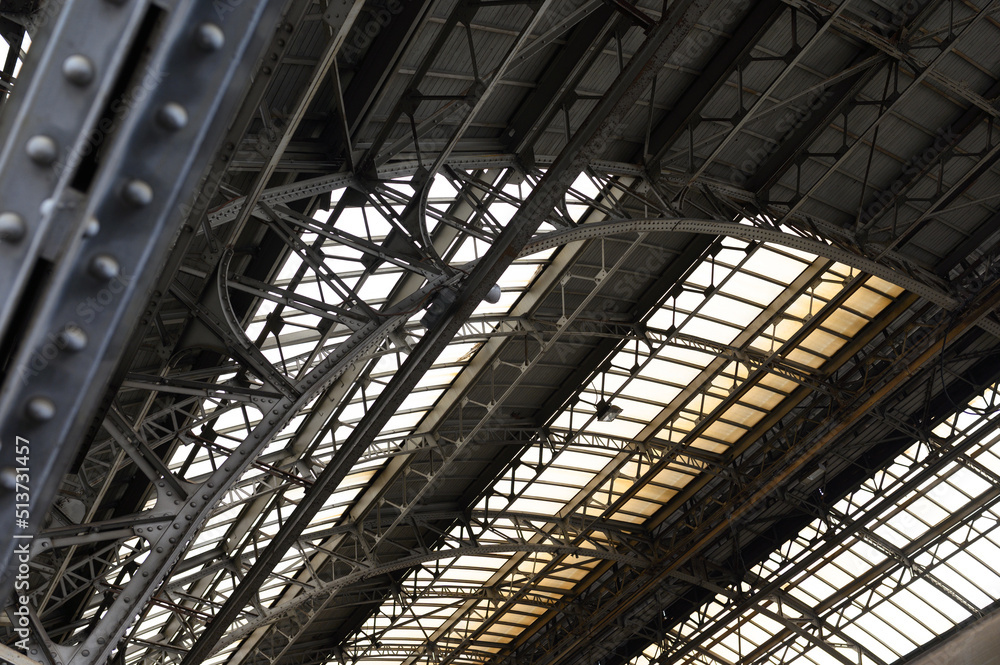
[627,382,1000,665]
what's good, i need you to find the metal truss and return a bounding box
[0,2,717,663]
[642,384,1000,665]
[7,0,1000,664]
[498,278,1000,665]
[221,235,911,664]
[0,0,284,601]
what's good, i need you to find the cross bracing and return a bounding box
[4,1,1000,665]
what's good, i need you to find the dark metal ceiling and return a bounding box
[3,0,1000,664]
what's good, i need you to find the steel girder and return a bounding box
[244,246,863,662]
[0,0,284,605]
[492,278,1000,665]
[639,380,1000,665]
[5,1,1000,664]
[170,5,725,660]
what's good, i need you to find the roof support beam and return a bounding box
[178,2,719,660]
[644,0,784,169]
[769,0,999,225]
[504,5,621,157]
[552,304,1000,665]
[742,51,882,195]
[0,0,283,606]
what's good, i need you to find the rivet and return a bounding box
[185,514,192,521]
[25,396,56,422]
[169,537,177,543]
[0,468,16,491]
[156,102,188,131]
[156,547,163,553]
[83,216,100,237]
[39,198,56,217]
[81,651,89,658]
[262,66,272,75]
[124,597,130,602]
[142,571,149,577]
[97,638,106,645]
[122,179,153,206]
[190,501,197,507]
[62,55,95,86]
[26,135,58,166]
[58,325,88,351]
[196,23,225,51]
[0,212,26,243]
[89,254,120,281]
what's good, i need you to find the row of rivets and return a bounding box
[0,14,105,452]
[14,20,227,424]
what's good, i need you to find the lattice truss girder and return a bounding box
[610,378,1000,665]
[4,2,700,660]
[211,248,1000,660]
[6,0,1000,664]
[504,340,995,662]
[12,155,1000,665]
[643,0,1000,283]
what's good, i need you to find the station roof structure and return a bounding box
[2,0,1000,664]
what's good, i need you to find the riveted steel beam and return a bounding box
[0,0,285,607]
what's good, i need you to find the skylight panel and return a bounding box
[721,270,788,306]
[680,316,743,345]
[700,294,764,328]
[399,388,445,412]
[742,248,809,284]
[842,285,892,318]
[646,356,704,384]
[620,378,682,404]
